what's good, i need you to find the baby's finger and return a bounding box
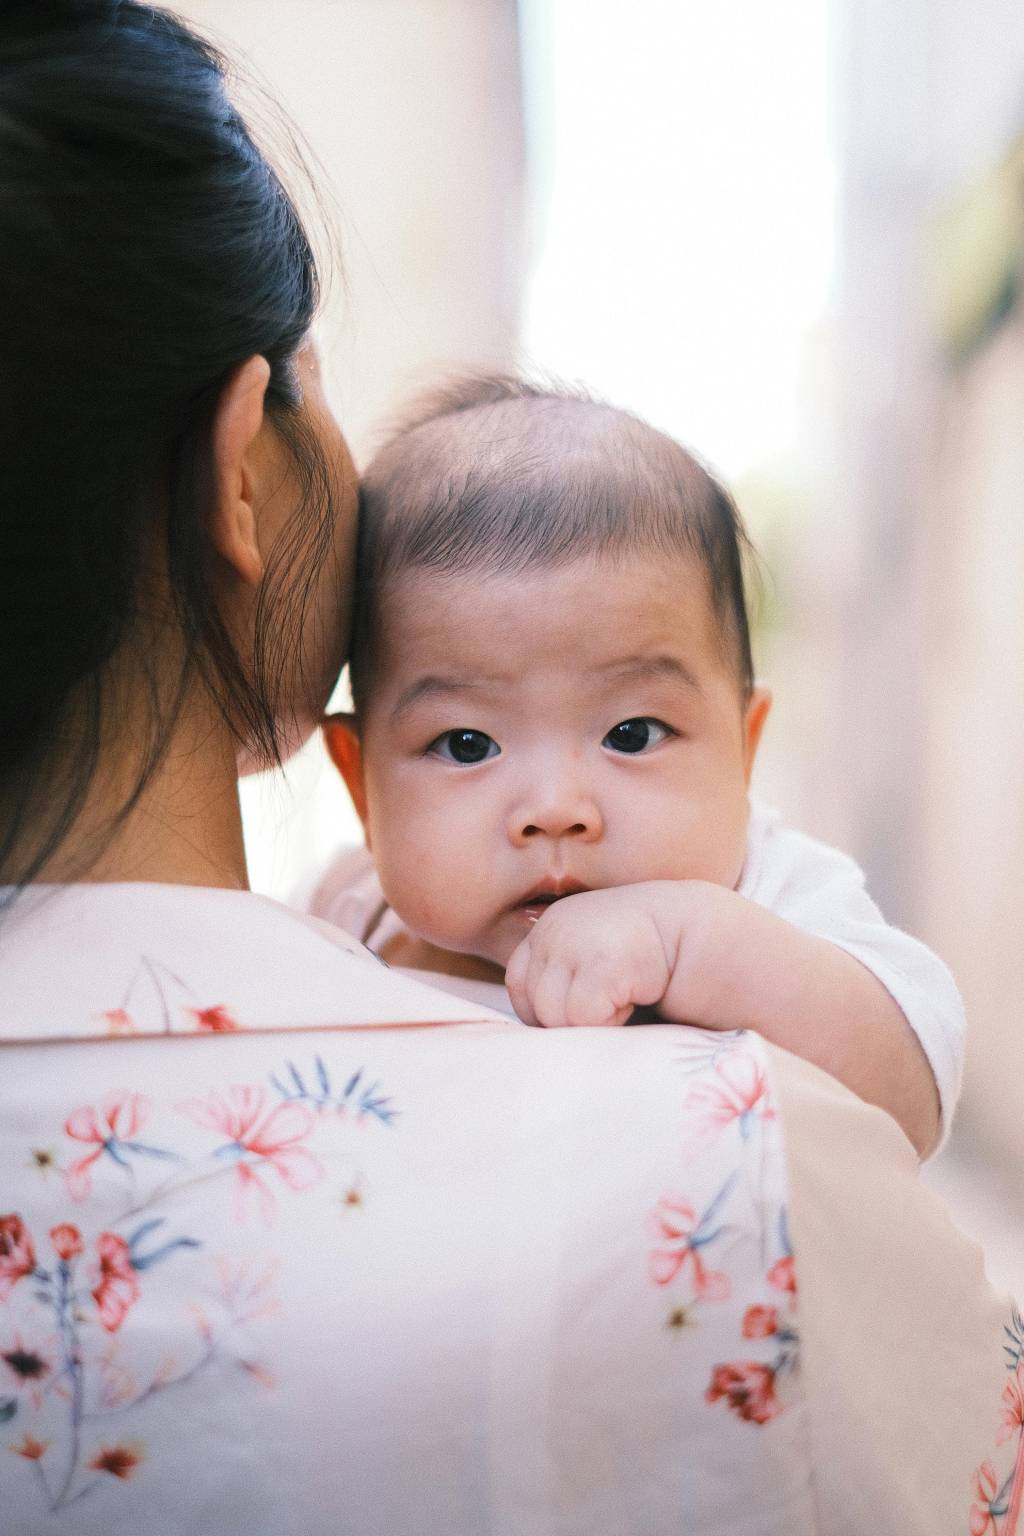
[559,971,619,1028]
[527,959,575,1028]
[505,939,539,1027]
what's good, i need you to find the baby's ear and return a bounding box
[323,714,369,832]
[742,685,772,784]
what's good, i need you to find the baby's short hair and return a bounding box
[349,376,756,709]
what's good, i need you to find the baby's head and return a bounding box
[328,378,770,969]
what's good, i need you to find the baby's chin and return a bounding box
[407,907,533,974]
[379,929,506,985]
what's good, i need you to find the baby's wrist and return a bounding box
[633,880,750,1027]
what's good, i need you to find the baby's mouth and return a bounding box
[514,881,589,924]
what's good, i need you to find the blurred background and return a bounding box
[174,0,1024,1289]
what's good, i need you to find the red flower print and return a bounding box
[49,1223,83,1263]
[0,1215,35,1301]
[742,1305,778,1340]
[91,1233,140,1333]
[649,1198,731,1300]
[64,1091,152,1201]
[706,1361,783,1424]
[970,1459,999,1536]
[999,1363,1024,1446]
[685,1049,773,1142]
[179,1086,322,1223]
[97,1009,136,1036]
[10,1433,49,1461]
[186,1005,239,1033]
[767,1255,797,1297]
[88,1443,143,1480]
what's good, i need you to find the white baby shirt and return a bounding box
[303,801,966,1139]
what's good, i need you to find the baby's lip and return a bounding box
[513,879,590,915]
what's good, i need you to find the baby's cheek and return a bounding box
[373,822,432,916]
[371,813,474,946]
[638,794,748,888]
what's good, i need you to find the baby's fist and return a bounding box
[504,887,672,1028]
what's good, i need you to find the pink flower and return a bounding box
[49,1223,83,1263]
[706,1361,782,1424]
[97,1009,136,1037]
[186,1005,239,1034]
[742,1305,778,1339]
[64,1091,152,1201]
[0,1215,36,1301]
[970,1459,999,1535]
[685,1049,773,1141]
[998,1363,1024,1446]
[768,1255,797,1297]
[216,1257,281,1326]
[91,1233,140,1333]
[649,1197,731,1300]
[179,1086,322,1223]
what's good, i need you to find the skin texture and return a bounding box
[328,550,940,1157]
[15,343,358,890]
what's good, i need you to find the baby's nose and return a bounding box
[507,785,604,847]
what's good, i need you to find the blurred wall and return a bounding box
[173,0,525,459]
[920,304,1024,1176]
[826,0,1024,1178]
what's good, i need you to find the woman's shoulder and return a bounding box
[0,1015,819,1532]
[0,888,1013,1532]
[0,880,498,1041]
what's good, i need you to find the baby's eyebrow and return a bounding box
[391,675,490,721]
[596,655,704,693]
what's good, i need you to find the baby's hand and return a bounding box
[505,882,721,1028]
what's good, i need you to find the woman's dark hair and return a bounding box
[0,0,337,891]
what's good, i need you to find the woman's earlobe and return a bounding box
[207,354,272,587]
[323,714,369,830]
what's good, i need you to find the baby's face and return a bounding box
[355,552,769,968]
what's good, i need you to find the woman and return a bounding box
[0,4,1016,1532]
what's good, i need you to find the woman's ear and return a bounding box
[207,354,273,587]
[742,685,772,784]
[323,713,370,833]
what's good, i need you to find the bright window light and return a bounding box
[519,0,836,477]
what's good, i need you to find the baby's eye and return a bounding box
[602,717,674,754]
[427,729,500,765]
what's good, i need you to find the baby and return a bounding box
[310,377,964,1158]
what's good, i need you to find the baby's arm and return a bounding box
[505,881,942,1157]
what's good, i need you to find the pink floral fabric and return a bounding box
[0,882,1013,1535]
[969,1310,1024,1533]
[0,1056,396,1512]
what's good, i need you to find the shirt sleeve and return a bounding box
[291,843,382,940]
[739,804,966,1146]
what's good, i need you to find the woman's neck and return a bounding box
[2,679,250,891]
[82,735,250,889]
